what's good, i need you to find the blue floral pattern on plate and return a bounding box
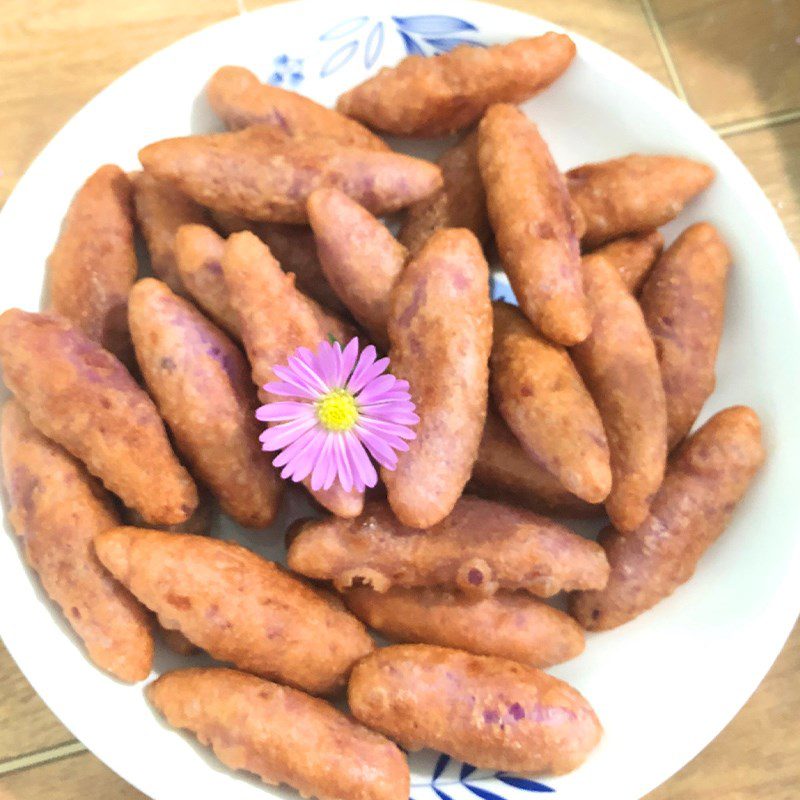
[268,54,305,87]
[318,14,483,77]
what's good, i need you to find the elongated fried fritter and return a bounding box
[571,254,667,531]
[128,279,282,528]
[287,497,609,597]
[222,231,364,517]
[148,668,409,800]
[570,406,764,630]
[0,310,197,525]
[639,222,731,449]
[1,401,152,682]
[349,645,602,774]
[308,189,407,350]
[207,65,388,151]
[383,229,492,528]
[95,528,374,694]
[589,229,664,294]
[490,302,611,503]
[479,104,588,345]
[48,164,137,365]
[344,586,584,668]
[139,126,442,223]
[567,155,714,248]
[337,33,576,137]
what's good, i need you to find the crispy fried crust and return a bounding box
[128,279,282,528]
[639,223,731,449]
[383,229,492,528]
[479,104,589,345]
[398,131,489,253]
[287,497,609,597]
[469,411,602,516]
[207,65,388,151]
[95,529,374,694]
[348,645,602,774]
[567,155,715,248]
[1,401,153,682]
[0,310,197,525]
[47,165,137,365]
[139,126,442,223]
[131,170,207,294]
[344,586,584,668]
[490,302,611,503]
[122,488,215,535]
[337,33,576,137]
[174,224,239,337]
[148,668,409,800]
[571,255,667,531]
[308,188,408,349]
[570,406,764,630]
[221,231,364,518]
[589,229,664,294]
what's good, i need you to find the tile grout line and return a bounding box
[639,0,690,104]
[0,741,86,778]
[715,107,800,138]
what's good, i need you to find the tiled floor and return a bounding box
[0,0,798,798]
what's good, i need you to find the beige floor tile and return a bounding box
[243,0,674,88]
[646,621,800,800]
[0,643,72,763]
[725,119,800,250]
[0,752,145,800]
[651,0,800,127]
[0,0,238,204]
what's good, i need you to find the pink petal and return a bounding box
[358,415,417,440]
[355,425,400,470]
[313,341,340,388]
[333,434,354,493]
[344,431,378,490]
[274,424,321,469]
[355,373,399,404]
[282,428,327,483]
[262,380,318,400]
[287,354,330,394]
[271,365,324,399]
[338,338,360,386]
[310,434,337,492]
[260,415,319,451]
[347,347,381,392]
[255,401,314,422]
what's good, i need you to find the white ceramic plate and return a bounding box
[1,1,799,798]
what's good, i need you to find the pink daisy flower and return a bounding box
[256,338,418,493]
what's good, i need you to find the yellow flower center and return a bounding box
[316,389,359,432]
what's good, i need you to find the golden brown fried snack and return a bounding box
[122,488,215,535]
[131,170,207,294]
[479,104,588,345]
[207,65,388,151]
[211,211,348,315]
[567,155,715,248]
[349,645,602,774]
[222,231,364,517]
[159,627,199,656]
[571,255,667,531]
[95,528,374,694]
[570,406,764,630]
[128,279,282,529]
[337,33,576,137]
[383,229,491,528]
[344,587,584,668]
[590,229,664,294]
[398,131,489,253]
[308,189,408,349]
[639,223,731,449]
[174,224,239,337]
[490,302,611,503]
[0,310,197,525]
[469,411,602,517]
[139,126,442,223]
[148,668,409,800]
[287,497,609,597]
[1,401,153,682]
[47,164,137,365]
